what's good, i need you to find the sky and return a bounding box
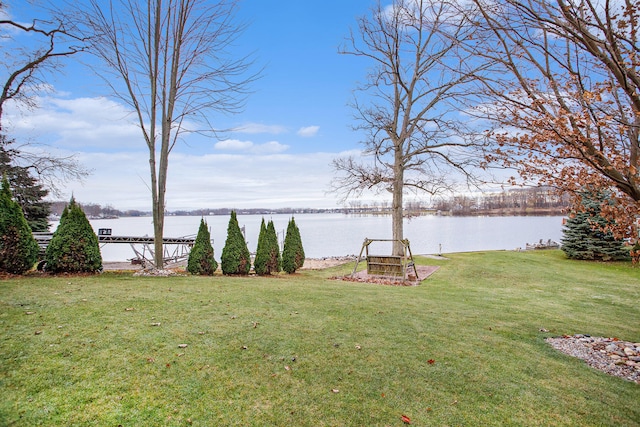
[4,0,382,211]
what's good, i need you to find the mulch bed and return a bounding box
[335,265,440,286]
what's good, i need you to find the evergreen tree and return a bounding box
[282,216,305,273]
[561,190,630,261]
[44,197,103,273]
[221,210,251,275]
[253,218,269,275]
[187,218,218,275]
[0,138,51,232]
[0,176,39,274]
[266,219,282,274]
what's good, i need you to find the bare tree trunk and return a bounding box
[392,148,404,256]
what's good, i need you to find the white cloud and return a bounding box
[215,139,289,154]
[251,141,289,154]
[7,95,141,149]
[234,122,287,134]
[214,139,254,151]
[297,125,320,137]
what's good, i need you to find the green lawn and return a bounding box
[1,250,638,426]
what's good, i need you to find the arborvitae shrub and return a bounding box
[221,211,251,275]
[253,218,269,275]
[282,216,305,273]
[561,191,630,261]
[44,197,103,273]
[0,176,39,274]
[187,218,218,275]
[266,220,282,274]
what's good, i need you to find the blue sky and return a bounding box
[4,0,380,210]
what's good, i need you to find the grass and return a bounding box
[1,250,639,426]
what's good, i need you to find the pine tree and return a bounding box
[0,138,51,232]
[266,219,282,274]
[282,216,305,273]
[221,211,251,275]
[0,176,39,274]
[44,197,103,273]
[561,191,630,261]
[187,218,218,275]
[253,218,269,275]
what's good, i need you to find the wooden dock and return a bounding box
[33,232,197,267]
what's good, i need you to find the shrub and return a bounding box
[266,219,282,274]
[282,216,305,273]
[187,218,218,275]
[561,190,630,261]
[44,197,103,273]
[221,211,251,275]
[0,176,39,274]
[253,218,269,275]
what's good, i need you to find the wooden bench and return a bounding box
[366,255,404,277]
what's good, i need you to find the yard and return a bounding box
[1,250,638,426]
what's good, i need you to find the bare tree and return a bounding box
[333,0,491,255]
[0,2,83,130]
[469,0,640,240]
[78,0,256,268]
[0,2,88,191]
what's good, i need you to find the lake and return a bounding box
[51,214,566,262]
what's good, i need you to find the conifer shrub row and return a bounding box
[215,211,304,276]
[0,177,39,274]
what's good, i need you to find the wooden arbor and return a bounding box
[351,238,418,282]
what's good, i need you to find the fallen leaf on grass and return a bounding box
[284,365,291,371]
[427,359,435,365]
[34,330,42,335]
[401,414,411,424]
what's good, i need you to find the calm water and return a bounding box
[51,214,565,262]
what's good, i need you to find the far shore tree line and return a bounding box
[1,0,638,266]
[45,186,570,220]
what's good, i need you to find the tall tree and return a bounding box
[78,0,256,268]
[0,137,50,232]
[333,0,490,255]
[470,0,640,241]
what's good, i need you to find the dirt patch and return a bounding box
[336,265,440,286]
